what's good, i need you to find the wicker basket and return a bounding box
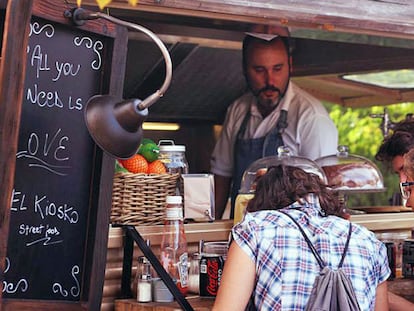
[111,172,180,226]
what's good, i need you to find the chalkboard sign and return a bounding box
[1,2,127,308]
[3,16,103,301]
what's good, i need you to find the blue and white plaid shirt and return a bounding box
[232,194,390,311]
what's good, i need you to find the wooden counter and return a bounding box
[102,213,414,311]
[102,221,232,311]
[388,278,414,303]
[113,278,414,310]
[114,297,214,311]
[350,212,414,233]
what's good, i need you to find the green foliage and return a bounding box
[325,102,414,207]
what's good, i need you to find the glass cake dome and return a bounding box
[315,145,385,193]
[238,146,327,194]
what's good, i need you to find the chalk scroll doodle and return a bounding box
[2,258,28,294]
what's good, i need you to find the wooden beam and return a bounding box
[75,0,414,39]
[292,38,414,77]
[308,76,402,97]
[0,0,33,308]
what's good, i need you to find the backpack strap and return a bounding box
[338,222,353,268]
[278,210,352,270]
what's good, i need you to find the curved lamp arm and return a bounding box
[68,8,173,159]
[72,9,172,110]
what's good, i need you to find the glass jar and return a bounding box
[158,140,189,175]
[188,252,201,294]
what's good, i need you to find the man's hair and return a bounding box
[242,35,291,74]
[375,118,414,163]
[246,165,342,216]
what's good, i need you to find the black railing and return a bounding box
[118,225,195,311]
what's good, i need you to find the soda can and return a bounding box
[384,241,396,280]
[199,254,225,297]
[403,239,414,278]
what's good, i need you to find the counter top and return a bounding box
[115,297,214,311]
[103,212,414,311]
[108,212,414,248]
[114,278,414,310]
[350,212,414,232]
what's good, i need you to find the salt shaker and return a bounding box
[136,256,152,302]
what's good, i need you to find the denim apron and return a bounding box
[230,109,288,218]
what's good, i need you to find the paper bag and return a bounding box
[182,174,215,221]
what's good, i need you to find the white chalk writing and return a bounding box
[29,22,54,37]
[33,194,79,224]
[53,60,81,81]
[16,129,71,176]
[2,258,29,294]
[20,223,63,246]
[73,36,103,70]
[26,83,83,110]
[52,265,80,298]
[10,189,28,212]
[31,45,50,79]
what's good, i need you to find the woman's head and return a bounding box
[246,165,342,216]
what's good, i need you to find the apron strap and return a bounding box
[262,109,288,157]
[237,110,251,140]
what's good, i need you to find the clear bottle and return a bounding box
[160,196,189,296]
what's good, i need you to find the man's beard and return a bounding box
[253,84,285,113]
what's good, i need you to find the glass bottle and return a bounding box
[160,195,189,296]
[136,256,152,302]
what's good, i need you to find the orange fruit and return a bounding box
[147,160,167,174]
[118,154,148,173]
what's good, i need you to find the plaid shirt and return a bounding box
[232,195,390,311]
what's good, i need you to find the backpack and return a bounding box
[279,211,361,311]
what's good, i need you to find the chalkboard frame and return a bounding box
[0,0,128,310]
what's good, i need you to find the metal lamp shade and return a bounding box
[84,94,148,159]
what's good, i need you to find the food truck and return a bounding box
[1,0,414,310]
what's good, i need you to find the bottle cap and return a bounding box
[166,195,182,205]
[158,140,186,152]
[159,145,186,152]
[165,207,183,219]
[137,256,150,264]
